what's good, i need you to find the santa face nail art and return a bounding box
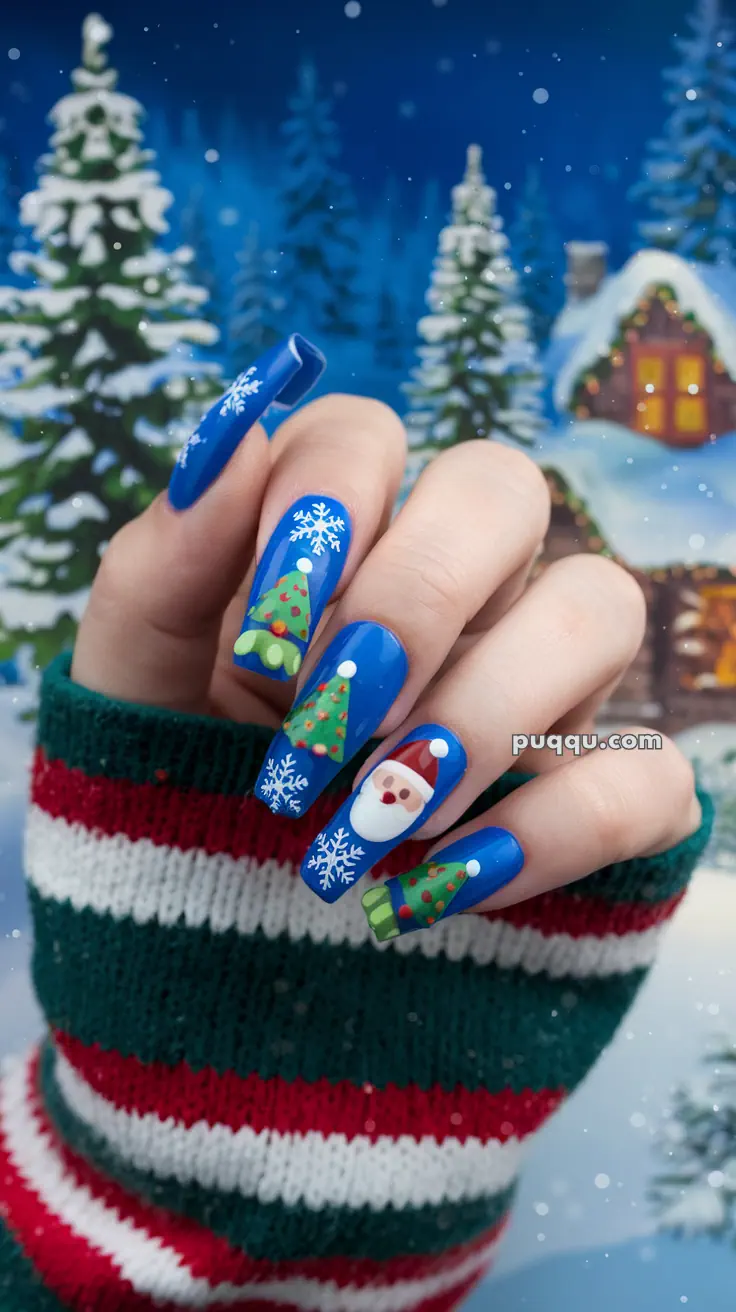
[233,495,351,680]
[362,827,525,941]
[301,724,467,902]
[168,335,325,511]
[255,621,408,829]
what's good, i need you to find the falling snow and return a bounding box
[306,826,365,891]
[289,500,347,555]
[258,753,310,816]
[218,365,262,417]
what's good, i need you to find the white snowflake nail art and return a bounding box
[306,826,365,891]
[219,366,263,418]
[177,429,203,469]
[258,753,309,816]
[289,500,347,556]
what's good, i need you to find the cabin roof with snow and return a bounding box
[538,248,736,572]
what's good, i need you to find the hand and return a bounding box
[72,368,702,932]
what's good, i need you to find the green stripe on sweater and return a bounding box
[40,1043,514,1262]
[30,890,645,1094]
[0,1218,66,1312]
[38,656,713,904]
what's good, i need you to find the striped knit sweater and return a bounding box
[0,656,714,1311]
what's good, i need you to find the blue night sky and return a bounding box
[1,0,694,269]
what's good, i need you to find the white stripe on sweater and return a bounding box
[26,806,664,978]
[1,1052,501,1311]
[53,1050,522,1209]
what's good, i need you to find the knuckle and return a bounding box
[391,540,466,627]
[571,768,632,866]
[545,554,646,646]
[446,440,551,534]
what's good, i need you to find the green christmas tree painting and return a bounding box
[283,658,356,761]
[233,558,313,676]
[362,857,480,941]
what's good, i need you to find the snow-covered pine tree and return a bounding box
[403,144,543,458]
[632,0,736,263]
[0,13,219,669]
[510,166,563,346]
[651,1037,736,1241]
[279,60,360,339]
[228,221,285,374]
[180,187,222,346]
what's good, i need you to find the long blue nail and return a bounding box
[362,828,525,940]
[233,495,351,681]
[302,723,467,902]
[255,621,408,829]
[168,335,325,511]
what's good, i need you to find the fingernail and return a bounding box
[255,621,408,827]
[301,724,467,902]
[168,334,325,511]
[233,495,351,681]
[362,827,525,941]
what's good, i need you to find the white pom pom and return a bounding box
[465,859,481,877]
[429,738,449,758]
[337,659,357,678]
[296,557,313,574]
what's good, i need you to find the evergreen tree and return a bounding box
[280,60,360,338]
[404,144,543,456]
[510,166,563,346]
[632,0,736,263]
[652,1037,736,1240]
[0,13,220,669]
[228,222,285,373]
[180,187,222,344]
[374,283,405,373]
[284,663,354,761]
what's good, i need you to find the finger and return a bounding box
[72,337,324,711]
[215,394,406,708]
[254,441,550,820]
[361,732,701,942]
[300,554,644,901]
[510,670,625,774]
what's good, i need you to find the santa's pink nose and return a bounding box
[381,791,397,805]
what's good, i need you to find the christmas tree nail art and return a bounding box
[234,494,351,682]
[234,558,313,676]
[255,621,408,819]
[362,827,525,941]
[300,723,467,902]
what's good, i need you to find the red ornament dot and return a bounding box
[408,877,418,886]
[279,592,289,602]
[421,890,432,903]
[293,584,299,591]
[446,882,456,893]
[154,769,168,783]
[291,605,301,616]
[330,745,339,754]
[398,904,413,919]
[318,682,328,692]
[296,739,307,749]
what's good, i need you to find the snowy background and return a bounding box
[0,0,735,1305]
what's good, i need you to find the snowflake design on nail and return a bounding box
[289,501,347,556]
[177,429,203,469]
[219,366,262,417]
[258,753,309,816]
[306,826,365,892]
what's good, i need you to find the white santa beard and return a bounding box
[349,782,424,843]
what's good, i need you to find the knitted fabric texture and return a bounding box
[0,655,714,1311]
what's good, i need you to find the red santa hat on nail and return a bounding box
[381,737,449,803]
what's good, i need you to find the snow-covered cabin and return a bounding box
[539,244,736,730]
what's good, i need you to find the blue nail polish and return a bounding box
[168,334,325,511]
[302,723,467,902]
[362,827,525,940]
[255,621,408,832]
[233,495,352,681]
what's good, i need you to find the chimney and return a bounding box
[564,241,608,302]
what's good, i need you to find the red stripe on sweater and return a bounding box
[53,1030,563,1144]
[1,1049,508,1303]
[32,749,683,936]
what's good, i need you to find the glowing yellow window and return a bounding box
[676,354,705,392]
[636,396,665,433]
[675,395,706,432]
[636,355,665,389]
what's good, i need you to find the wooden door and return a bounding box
[630,342,710,445]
